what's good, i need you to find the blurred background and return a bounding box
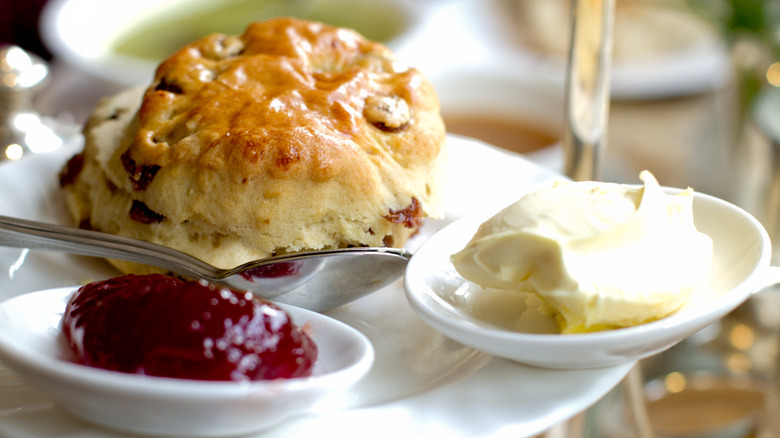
[1,0,779,436]
[2,0,776,201]
[0,0,52,60]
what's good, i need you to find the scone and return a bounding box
[59,17,446,274]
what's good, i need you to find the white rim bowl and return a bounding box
[405,189,774,369]
[0,287,374,436]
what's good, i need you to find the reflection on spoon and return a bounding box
[0,214,412,311]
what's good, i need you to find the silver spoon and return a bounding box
[0,214,412,312]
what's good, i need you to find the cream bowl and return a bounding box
[0,287,374,436]
[405,189,776,369]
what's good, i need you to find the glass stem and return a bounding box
[563,0,615,181]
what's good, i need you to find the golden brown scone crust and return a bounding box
[61,17,446,272]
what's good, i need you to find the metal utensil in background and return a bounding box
[562,0,615,183]
[561,0,661,435]
[544,0,618,435]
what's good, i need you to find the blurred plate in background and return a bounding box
[39,0,425,87]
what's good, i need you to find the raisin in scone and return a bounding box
[60,17,446,274]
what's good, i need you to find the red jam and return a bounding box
[240,261,301,280]
[61,274,317,381]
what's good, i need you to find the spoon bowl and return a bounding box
[0,215,412,311]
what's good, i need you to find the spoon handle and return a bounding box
[0,214,216,279]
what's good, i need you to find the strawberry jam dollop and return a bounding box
[61,274,317,381]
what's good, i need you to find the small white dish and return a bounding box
[405,189,775,369]
[0,287,374,437]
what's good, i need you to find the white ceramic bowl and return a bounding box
[39,0,425,87]
[405,189,775,369]
[0,287,374,437]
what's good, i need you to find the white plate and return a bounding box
[0,287,373,437]
[405,189,774,368]
[0,135,632,437]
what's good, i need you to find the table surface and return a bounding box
[20,1,780,436]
